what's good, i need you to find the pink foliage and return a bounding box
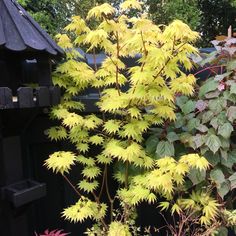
[35,229,70,236]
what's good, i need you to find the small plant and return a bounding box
[34,229,70,236]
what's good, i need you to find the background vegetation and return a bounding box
[18,0,236,46]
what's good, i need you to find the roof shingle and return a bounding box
[0,0,64,57]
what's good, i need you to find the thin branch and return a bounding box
[153,42,187,81]
[91,191,109,230]
[98,165,107,199]
[194,65,225,76]
[62,174,82,197]
[105,165,113,202]
[125,161,129,189]
[115,31,121,96]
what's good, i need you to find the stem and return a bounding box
[140,31,148,57]
[62,174,82,197]
[92,191,108,230]
[105,165,113,202]
[93,48,98,72]
[153,42,187,81]
[110,200,114,222]
[125,161,129,189]
[194,65,225,76]
[115,31,121,96]
[98,166,107,199]
[104,165,114,222]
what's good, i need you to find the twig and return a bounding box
[62,174,82,197]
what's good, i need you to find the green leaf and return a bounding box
[210,117,218,129]
[218,181,230,198]
[208,98,225,114]
[219,137,230,149]
[175,113,185,128]
[210,168,225,184]
[199,79,218,98]
[155,141,174,158]
[192,134,204,148]
[221,151,236,168]
[227,106,236,122]
[229,172,236,189]
[180,132,192,144]
[145,135,159,155]
[176,96,188,109]
[201,110,214,124]
[181,100,196,115]
[187,118,200,132]
[230,83,236,95]
[216,227,228,236]
[167,132,179,142]
[188,168,206,185]
[204,151,220,166]
[214,72,232,81]
[218,123,233,139]
[196,124,208,133]
[205,134,221,153]
[227,60,236,70]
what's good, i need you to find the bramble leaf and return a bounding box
[205,134,221,153]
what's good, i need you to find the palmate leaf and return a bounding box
[103,139,124,159]
[128,107,141,118]
[63,113,83,128]
[122,142,143,163]
[89,135,104,145]
[82,166,101,179]
[121,0,143,11]
[179,154,209,171]
[171,203,182,215]
[45,151,76,174]
[50,108,69,120]
[103,120,121,134]
[78,180,99,193]
[47,126,67,141]
[147,172,174,194]
[62,101,85,111]
[108,222,131,236]
[76,155,95,166]
[121,123,141,140]
[76,142,89,153]
[87,3,115,20]
[62,198,106,223]
[159,201,170,211]
[96,154,113,164]
[69,127,89,144]
[151,105,176,121]
[170,75,195,96]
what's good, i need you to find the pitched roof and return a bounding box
[0,0,64,57]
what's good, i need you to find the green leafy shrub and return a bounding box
[44,0,223,234]
[146,36,236,235]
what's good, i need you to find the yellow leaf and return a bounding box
[45,151,76,174]
[87,3,115,20]
[121,0,143,11]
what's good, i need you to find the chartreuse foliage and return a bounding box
[43,0,224,235]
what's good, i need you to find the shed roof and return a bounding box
[0,0,64,57]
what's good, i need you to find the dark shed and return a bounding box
[0,0,64,95]
[0,1,65,236]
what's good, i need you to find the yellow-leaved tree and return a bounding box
[44,0,223,235]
